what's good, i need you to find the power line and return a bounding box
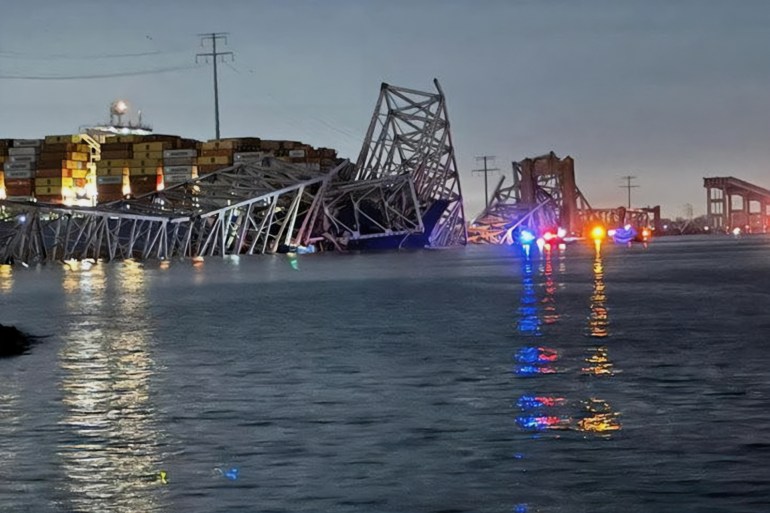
[620,175,639,208]
[0,64,202,80]
[0,49,188,60]
[196,32,234,140]
[472,156,500,210]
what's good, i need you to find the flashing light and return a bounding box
[542,230,555,242]
[514,346,558,363]
[516,394,566,410]
[732,227,741,236]
[535,238,545,251]
[516,415,568,431]
[0,187,6,200]
[557,227,567,238]
[607,229,617,237]
[518,229,536,245]
[590,226,606,241]
[514,364,557,376]
[16,214,27,224]
[704,226,710,231]
[641,228,651,239]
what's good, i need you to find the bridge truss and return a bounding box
[468,152,661,244]
[0,158,345,264]
[350,80,466,246]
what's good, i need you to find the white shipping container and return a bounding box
[163,157,195,166]
[6,196,34,202]
[97,175,122,185]
[5,169,34,179]
[288,149,306,158]
[164,173,193,183]
[13,139,42,147]
[8,155,36,164]
[300,162,321,172]
[234,151,266,161]
[8,147,39,156]
[4,162,33,172]
[163,149,197,158]
[163,165,195,174]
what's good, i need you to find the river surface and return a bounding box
[1,235,769,513]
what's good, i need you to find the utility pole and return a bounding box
[472,156,500,210]
[196,32,234,140]
[620,175,639,209]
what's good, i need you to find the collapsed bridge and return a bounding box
[0,80,466,264]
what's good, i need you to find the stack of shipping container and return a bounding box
[35,135,93,203]
[2,139,42,200]
[2,133,340,204]
[95,137,132,202]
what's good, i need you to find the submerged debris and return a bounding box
[0,324,32,357]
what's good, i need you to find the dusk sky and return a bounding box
[1,0,769,218]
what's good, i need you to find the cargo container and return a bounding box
[133,142,172,152]
[13,139,42,148]
[8,154,37,164]
[196,156,232,165]
[4,168,35,179]
[96,175,122,185]
[35,177,74,187]
[163,148,197,159]
[8,147,39,156]
[201,139,237,151]
[44,134,84,144]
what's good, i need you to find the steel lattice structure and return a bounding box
[0,158,345,264]
[351,80,466,246]
[468,152,593,244]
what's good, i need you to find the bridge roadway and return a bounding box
[704,176,770,232]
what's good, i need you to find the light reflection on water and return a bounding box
[57,260,166,513]
[0,263,13,292]
[0,385,22,505]
[513,244,623,508]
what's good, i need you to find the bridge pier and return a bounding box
[704,177,770,233]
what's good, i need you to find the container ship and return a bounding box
[0,100,339,206]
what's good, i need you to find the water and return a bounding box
[1,236,769,513]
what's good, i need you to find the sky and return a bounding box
[1,0,769,219]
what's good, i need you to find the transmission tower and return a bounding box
[620,175,639,209]
[196,32,234,139]
[472,156,500,210]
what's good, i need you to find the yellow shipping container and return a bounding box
[68,151,90,162]
[44,134,84,144]
[133,151,164,160]
[201,140,236,151]
[129,166,160,176]
[35,177,74,187]
[98,159,132,168]
[133,142,171,152]
[196,156,232,165]
[35,186,67,196]
[96,167,126,177]
[71,169,89,179]
[128,159,162,168]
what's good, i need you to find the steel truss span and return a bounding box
[0,158,346,264]
[351,79,466,247]
[468,152,661,244]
